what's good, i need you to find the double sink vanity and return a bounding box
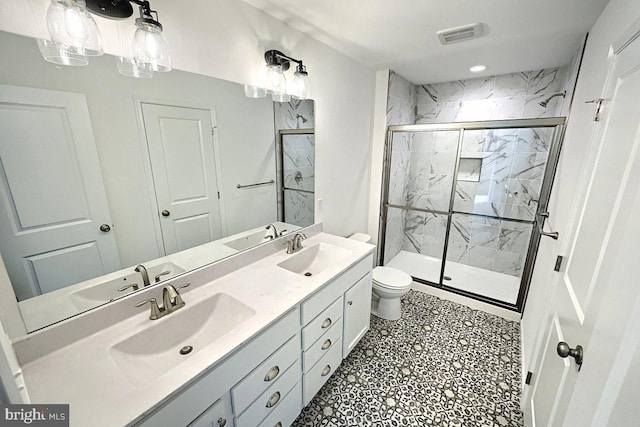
[13,224,375,426]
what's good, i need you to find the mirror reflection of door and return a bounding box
[279,130,315,227]
[140,103,224,255]
[0,85,120,300]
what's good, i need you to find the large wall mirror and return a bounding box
[0,31,315,333]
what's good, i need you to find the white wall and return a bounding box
[0,0,376,238]
[521,0,640,387]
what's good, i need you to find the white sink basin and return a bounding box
[223,229,272,251]
[109,293,255,387]
[69,262,186,311]
[277,242,352,277]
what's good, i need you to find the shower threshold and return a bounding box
[386,250,520,304]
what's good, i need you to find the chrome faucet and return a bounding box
[266,223,289,240]
[135,264,151,287]
[135,283,190,320]
[265,223,279,240]
[286,232,307,254]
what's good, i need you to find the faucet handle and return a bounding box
[135,298,162,320]
[154,270,171,283]
[118,283,139,292]
[174,283,190,305]
[278,229,288,236]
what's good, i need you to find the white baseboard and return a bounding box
[410,282,521,322]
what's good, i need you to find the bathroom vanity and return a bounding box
[12,225,374,426]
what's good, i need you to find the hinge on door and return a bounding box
[554,255,564,272]
[217,191,220,199]
[211,126,217,136]
[585,98,604,122]
[525,371,533,385]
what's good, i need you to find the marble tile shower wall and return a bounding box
[384,73,416,262]
[414,67,568,123]
[274,100,315,227]
[384,67,569,275]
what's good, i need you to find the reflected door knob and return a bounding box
[161,210,170,217]
[99,224,111,232]
[557,342,584,367]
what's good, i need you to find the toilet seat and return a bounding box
[372,267,412,290]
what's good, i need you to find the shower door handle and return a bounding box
[536,212,559,240]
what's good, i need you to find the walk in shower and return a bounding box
[378,118,564,311]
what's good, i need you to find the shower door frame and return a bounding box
[378,118,566,313]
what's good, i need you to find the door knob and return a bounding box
[557,342,584,367]
[161,210,170,217]
[99,224,111,232]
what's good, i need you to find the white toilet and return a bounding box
[348,233,413,321]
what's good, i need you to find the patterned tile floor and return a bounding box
[293,290,524,426]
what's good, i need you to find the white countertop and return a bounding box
[18,222,298,332]
[19,231,374,426]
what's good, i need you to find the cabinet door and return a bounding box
[342,272,372,357]
[188,397,230,427]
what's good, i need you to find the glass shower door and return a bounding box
[280,130,315,227]
[382,129,459,283]
[443,127,554,304]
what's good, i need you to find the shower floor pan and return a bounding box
[386,250,520,304]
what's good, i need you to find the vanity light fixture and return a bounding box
[42,0,103,65]
[264,49,310,101]
[40,0,171,76]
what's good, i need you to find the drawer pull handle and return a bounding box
[264,366,280,382]
[321,339,332,350]
[321,318,332,328]
[321,365,331,376]
[266,391,281,408]
[274,423,283,427]
[218,418,227,427]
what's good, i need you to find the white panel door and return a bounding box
[141,104,223,255]
[0,85,119,300]
[528,26,640,426]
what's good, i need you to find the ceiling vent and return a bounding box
[437,23,484,45]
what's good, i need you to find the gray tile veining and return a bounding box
[293,290,524,426]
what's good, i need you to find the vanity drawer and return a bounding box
[301,253,373,325]
[257,382,302,427]
[303,317,342,373]
[232,334,300,414]
[301,296,342,350]
[303,337,343,405]
[235,361,301,427]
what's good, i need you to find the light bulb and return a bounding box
[133,21,171,72]
[266,64,286,94]
[46,0,102,56]
[292,69,310,100]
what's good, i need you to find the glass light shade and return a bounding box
[265,64,286,94]
[272,92,291,103]
[37,38,89,66]
[243,85,267,98]
[292,71,310,100]
[115,56,153,79]
[133,21,171,72]
[46,0,102,56]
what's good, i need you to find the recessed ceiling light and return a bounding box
[470,65,487,73]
